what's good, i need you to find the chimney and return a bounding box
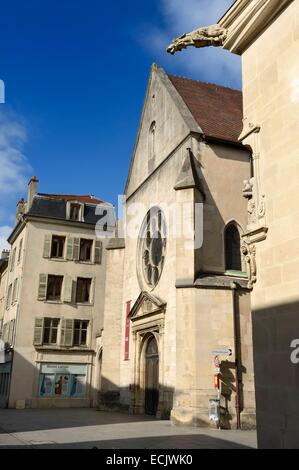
[16,198,26,223]
[27,176,39,209]
[1,250,9,260]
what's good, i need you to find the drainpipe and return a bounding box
[231,281,241,430]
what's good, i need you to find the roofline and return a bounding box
[167,72,242,94]
[204,134,246,149]
[218,0,240,24]
[126,130,248,202]
[7,219,26,245]
[219,0,294,54]
[7,214,114,244]
[124,64,156,195]
[36,193,113,207]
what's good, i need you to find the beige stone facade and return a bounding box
[0,178,113,409]
[100,65,256,429]
[169,0,299,449]
[221,0,299,448]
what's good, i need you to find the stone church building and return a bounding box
[100,65,256,429]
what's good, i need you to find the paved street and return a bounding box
[0,409,257,449]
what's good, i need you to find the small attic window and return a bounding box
[67,201,84,222]
[148,121,156,174]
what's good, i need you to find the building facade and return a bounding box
[100,65,256,429]
[0,176,113,408]
[168,0,299,448]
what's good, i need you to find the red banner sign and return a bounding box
[124,300,131,361]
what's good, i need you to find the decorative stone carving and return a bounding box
[167,25,227,55]
[242,177,254,198]
[239,118,267,244]
[242,177,257,226]
[241,243,257,289]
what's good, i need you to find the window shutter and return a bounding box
[63,275,73,303]
[94,240,103,264]
[33,318,44,346]
[38,274,48,301]
[66,237,74,260]
[61,319,74,347]
[13,279,18,303]
[73,238,80,261]
[90,278,95,304]
[43,234,52,258]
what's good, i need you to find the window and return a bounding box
[73,320,89,346]
[76,278,92,303]
[51,236,65,258]
[18,239,23,264]
[70,203,81,221]
[2,320,15,345]
[12,278,18,304]
[39,364,87,398]
[10,248,16,272]
[148,121,156,173]
[6,284,12,309]
[225,223,242,271]
[47,275,63,301]
[43,318,59,345]
[79,239,93,261]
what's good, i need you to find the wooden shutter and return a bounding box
[33,318,44,346]
[43,234,52,258]
[66,237,74,260]
[63,275,73,303]
[73,238,80,261]
[38,274,48,301]
[13,279,18,303]
[94,240,103,264]
[90,278,95,304]
[60,319,74,347]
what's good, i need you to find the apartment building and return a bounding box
[0,250,10,408]
[0,176,114,408]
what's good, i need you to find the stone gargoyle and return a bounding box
[167,24,227,55]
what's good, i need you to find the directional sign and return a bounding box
[211,347,232,356]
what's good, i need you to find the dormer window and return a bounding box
[67,201,84,222]
[70,204,80,221]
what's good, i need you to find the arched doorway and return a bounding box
[144,335,159,415]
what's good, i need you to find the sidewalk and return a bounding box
[0,408,257,449]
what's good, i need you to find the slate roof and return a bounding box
[168,74,243,144]
[0,257,8,273]
[28,194,112,225]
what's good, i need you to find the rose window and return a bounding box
[139,208,166,289]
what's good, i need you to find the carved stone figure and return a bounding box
[241,243,257,289]
[242,178,254,198]
[167,25,228,55]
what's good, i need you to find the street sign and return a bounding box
[211,347,232,356]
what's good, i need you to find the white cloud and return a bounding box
[139,0,241,88]
[0,110,32,244]
[0,111,31,194]
[0,225,12,253]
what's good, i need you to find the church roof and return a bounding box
[167,74,243,144]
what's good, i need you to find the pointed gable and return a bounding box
[129,291,166,319]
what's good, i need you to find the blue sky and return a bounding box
[0,0,238,250]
